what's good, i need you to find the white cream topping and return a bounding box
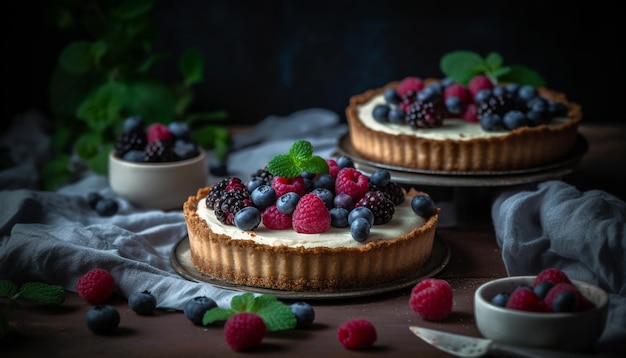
[358,93,570,140]
[196,197,426,249]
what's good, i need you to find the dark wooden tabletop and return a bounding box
[2,124,624,358]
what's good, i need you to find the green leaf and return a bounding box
[0,280,18,298]
[302,156,329,175]
[253,298,296,331]
[109,0,155,20]
[266,140,329,178]
[76,82,127,132]
[484,52,503,72]
[499,65,547,87]
[59,41,94,74]
[179,48,204,86]
[267,154,302,178]
[231,292,256,312]
[203,307,236,325]
[440,50,486,85]
[86,143,114,175]
[74,132,103,160]
[289,140,314,161]
[19,282,65,305]
[138,52,170,73]
[123,80,177,123]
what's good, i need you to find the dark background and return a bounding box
[5,1,625,129]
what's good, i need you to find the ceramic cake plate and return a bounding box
[335,134,589,187]
[170,235,450,300]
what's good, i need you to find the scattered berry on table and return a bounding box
[290,302,315,328]
[94,198,119,217]
[87,192,103,210]
[85,305,120,335]
[409,278,453,321]
[76,268,115,305]
[184,296,217,326]
[337,319,377,350]
[128,290,157,315]
[224,312,267,352]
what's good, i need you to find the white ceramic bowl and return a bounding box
[109,149,208,210]
[474,276,608,351]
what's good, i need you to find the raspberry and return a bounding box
[335,168,369,200]
[337,319,377,350]
[292,193,331,234]
[505,286,547,312]
[409,278,453,320]
[534,268,572,286]
[262,204,292,230]
[76,268,115,305]
[224,312,267,351]
[397,76,424,97]
[271,176,307,198]
[468,75,494,98]
[146,123,172,143]
[443,83,471,105]
[326,158,340,178]
[544,282,594,312]
[462,103,479,122]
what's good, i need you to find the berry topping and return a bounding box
[250,184,277,210]
[398,77,425,97]
[409,278,453,321]
[355,191,395,225]
[76,268,115,305]
[335,168,370,199]
[292,194,331,234]
[411,194,436,217]
[468,74,494,98]
[262,204,293,230]
[224,312,267,352]
[214,187,253,225]
[85,305,120,335]
[405,99,446,129]
[272,176,307,198]
[350,217,371,242]
[128,290,157,315]
[337,319,377,350]
[234,206,262,231]
[184,296,217,326]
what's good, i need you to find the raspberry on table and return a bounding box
[76,268,115,305]
[409,278,453,321]
[337,319,377,350]
[335,168,370,200]
[534,268,572,286]
[292,194,331,234]
[505,286,547,312]
[224,312,267,351]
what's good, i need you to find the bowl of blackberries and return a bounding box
[474,268,609,352]
[109,116,208,210]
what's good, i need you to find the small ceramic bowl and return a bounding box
[474,276,608,351]
[109,149,208,210]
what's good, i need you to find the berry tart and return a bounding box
[345,51,582,172]
[183,140,439,292]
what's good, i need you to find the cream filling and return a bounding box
[196,197,426,249]
[358,93,570,140]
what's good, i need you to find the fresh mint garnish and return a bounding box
[440,50,546,87]
[202,293,297,331]
[266,140,329,178]
[0,279,65,308]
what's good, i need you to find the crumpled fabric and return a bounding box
[492,180,626,355]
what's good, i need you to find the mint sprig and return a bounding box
[0,279,66,309]
[440,50,546,87]
[266,140,329,178]
[202,293,297,331]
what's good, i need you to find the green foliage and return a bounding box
[440,50,547,87]
[202,293,297,331]
[266,140,329,178]
[42,0,230,190]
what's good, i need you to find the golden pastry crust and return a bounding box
[183,186,439,292]
[345,80,582,172]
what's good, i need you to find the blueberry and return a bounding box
[128,290,157,315]
[548,102,568,117]
[247,177,264,193]
[445,96,464,115]
[329,207,349,228]
[95,198,119,217]
[336,155,355,169]
[552,291,578,312]
[168,121,191,140]
[533,281,554,299]
[491,86,507,97]
[313,173,335,192]
[480,113,504,131]
[440,77,454,88]
[311,187,334,209]
[417,86,440,101]
[526,97,548,113]
[184,296,217,326]
[388,107,405,124]
[526,110,546,127]
[474,89,491,103]
[250,185,276,210]
[369,169,391,187]
[87,192,103,210]
[276,192,301,215]
[383,88,401,105]
[234,207,261,231]
[505,83,520,96]
[301,171,316,180]
[350,217,371,242]
[411,194,435,217]
[86,305,120,335]
[333,193,354,211]
[490,292,510,307]
[122,116,144,133]
[372,104,390,123]
[348,207,374,226]
[518,85,537,102]
[173,140,199,160]
[503,110,529,130]
[122,149,145,162]
[290,302,315,328]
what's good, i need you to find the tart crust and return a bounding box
[183,187,439,292]
[345,80,582,172]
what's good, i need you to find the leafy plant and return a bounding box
[440,50,546,87]
[42,0,230,190]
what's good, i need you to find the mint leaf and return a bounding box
[203,307,236,325]
[19,282,65,305]
[266,140,329,178]
[180,48,204,86]
[289,140,314,160]
[203,293,297,331]
[302,156,329,175]
[0,280,18,298]
[499,65,547,87]
[484,52,504,72]
[440,50,485,85]
[254,299,296,331]
[59,41,94,74]
[230,292,256,312]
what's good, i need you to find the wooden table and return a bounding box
[2,124,624,357]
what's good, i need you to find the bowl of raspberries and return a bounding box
[474,268,608,352]
[109,116,208,210]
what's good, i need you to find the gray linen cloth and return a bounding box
[0,109,345,310]
[492,180,626,355]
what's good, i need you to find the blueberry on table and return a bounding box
[128,290,157,315]
[184,296,218,326]
[86,305,120,335]
[290,302,315,328]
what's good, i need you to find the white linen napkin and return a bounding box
[492,180,626,355]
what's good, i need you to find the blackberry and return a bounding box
[214,188,253,225]
[144,140,175,162]
[405,99,446,129]
[370,182,405,205]
[249,168,274,186]
[206,178,245,208]
[476,90,521,119]
[355,191,395,225]
[114,130,146,157]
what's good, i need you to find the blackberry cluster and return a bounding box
[249,168,274,186]
[214,188,252,225]
[206,178,246,208]
[355,191,395,225]
[476,91,521,118]
[114,131,146,156]
[370,182,405,205]
[144,140,176,162]
[405,100,446,129]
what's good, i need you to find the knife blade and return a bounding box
[409,326,606,358]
